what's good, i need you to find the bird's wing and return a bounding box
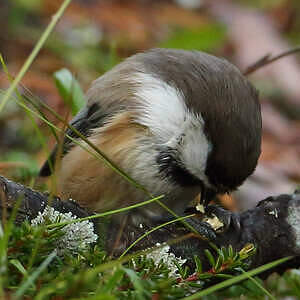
[39,102,108,176]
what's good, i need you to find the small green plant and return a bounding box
[53,68,86,116]
[1,214,294,300]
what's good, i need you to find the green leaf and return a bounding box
[214,254,224,272]
[9,259,27,276]
[123,268,150,299]
[221,246,228,261]
[100,268,124,294]
[53,68,85,115]
[228,245,234,258]
[14,250,57,299]
[194,255,202,274]
[215,274,234,279]
[176,264,190,279]
[123,267,148,300]
[204,249,215,268]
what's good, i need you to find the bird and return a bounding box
[40,48,262,231]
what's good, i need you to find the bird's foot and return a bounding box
[185,217,217,241]
[185,204,241,238]
[205,205,241,232]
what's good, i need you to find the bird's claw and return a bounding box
[205,205,241,232]
[185,217,217,241]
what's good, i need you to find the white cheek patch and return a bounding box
[133,72,212,185]
[133,72,187,144]
[179,115,212,185]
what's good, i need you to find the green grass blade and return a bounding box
[194,255,203,274]
[237,267,276,300]
[0,0,72,113]
[19,85,59,142]
[0,60,51,184]
[204,249,215,268]
[13,250,57,299]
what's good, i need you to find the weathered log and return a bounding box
[0,175,299,275]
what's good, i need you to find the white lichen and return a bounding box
[31,206,98,254]
[146,243,187,277]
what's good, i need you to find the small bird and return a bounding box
[40,48,262,230]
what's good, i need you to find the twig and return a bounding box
[243,46,300,75]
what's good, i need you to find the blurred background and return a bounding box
[0,0,299,210]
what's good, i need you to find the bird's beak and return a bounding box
[200,185,217,207]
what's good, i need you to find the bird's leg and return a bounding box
[184,217,217,240]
